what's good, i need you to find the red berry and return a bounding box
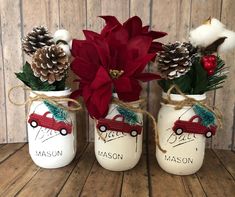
[207,69,214,75]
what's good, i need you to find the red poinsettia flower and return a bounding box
[71,16,167,119]
[100,16,167,54]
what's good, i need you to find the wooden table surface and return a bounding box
[0,143,234,197]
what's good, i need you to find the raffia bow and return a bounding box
[95,97,166,153]
[8,85,82,112]
[162,85,222,128]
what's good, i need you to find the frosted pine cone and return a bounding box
[157,42,197,79]
[22,26,54,56]
[31,45,69,84]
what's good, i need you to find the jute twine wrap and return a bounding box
[95,97,166,153]
[162,85,222,128]
[8,85,82,112]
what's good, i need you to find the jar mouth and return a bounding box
[162,92,206,102]
[30,87,71,97]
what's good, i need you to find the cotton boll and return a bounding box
[189,18,225,47]
[53,29,71,44]
[218,30,235,52]
[57,43,71,57]
[210,18,225,29]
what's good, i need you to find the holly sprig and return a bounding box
[158,56,227,94]
[15,62,66,91]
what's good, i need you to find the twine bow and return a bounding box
[8,85,82,112]
[95,97,166,153]
[162,85,222,128]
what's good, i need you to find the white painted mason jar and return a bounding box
[156,93,206,175]
[94,94,143,171]
[27,89,77,168]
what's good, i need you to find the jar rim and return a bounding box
[162,92,206,102]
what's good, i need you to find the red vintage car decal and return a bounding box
[172,115,217,138]
[28,111,72,136]
[97,115,142,137]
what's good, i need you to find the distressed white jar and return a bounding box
[94,94,143,171]
[156,93,206,175]
[27,89,77,168]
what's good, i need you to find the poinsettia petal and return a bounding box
[125,53,156,76]
[83,30,100,40]
[100,16,121,36]
[113,77,132,93]
[123,16,142,37]
[122,36,153,63]
[93,38,110,68]
[149,41,164,53]
[145,31,167,39]
[70,89,82,100]
[135,72,162,82]
[117,79,142,102]
[90,84,112,118]
[84,83,112,119]
[142,25,149,33]
[90,67,112,90]
[71,57,99,82]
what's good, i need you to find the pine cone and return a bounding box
[31,45,69,84]
[22,26,54,56]
[157,42,197,79]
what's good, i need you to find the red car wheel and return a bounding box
[130,130,138,137]
[30,120,38,128]
[175,128,183,135]
[99,125,107,132]
[60,128,68,136]
[205,131,212,138]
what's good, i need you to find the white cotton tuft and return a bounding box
[189,18,225,47]
[218,30,235,52]
[53,29,71,43]
[210,18,225,29]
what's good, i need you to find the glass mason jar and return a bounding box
[156,93,207,175]
[27,89,77,168]
[94,94,143,171]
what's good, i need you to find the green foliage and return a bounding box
[117,106,139,125]
[206,57,227,92]
[43,100,68,121]
[158,56,228,94]
[15,62,66,91]
[193,104,216,127]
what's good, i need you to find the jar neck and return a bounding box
[162,92,206,102]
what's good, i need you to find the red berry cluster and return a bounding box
[201,55,217,76]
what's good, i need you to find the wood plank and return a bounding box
[79,162,123,197]
[213,149,235,179]
[181,175,206,197]
[213,0,235,149]
[196,149,235,196]
[16,142,88,197]
[121,145,149,197]
[0,145,40,196]
[190,0,222,149]
[58,143,95,197]
[0,15,7,144]
[86,0,102,142]
[1,0,26,142]
[148,151,188,196]
[0,143,25,163]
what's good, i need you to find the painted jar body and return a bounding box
[27,89,77,169]
[156,93,206,175]
[94,95,143,171]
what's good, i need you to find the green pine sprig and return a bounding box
[158,56,228,94]
[15,62,66,91]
